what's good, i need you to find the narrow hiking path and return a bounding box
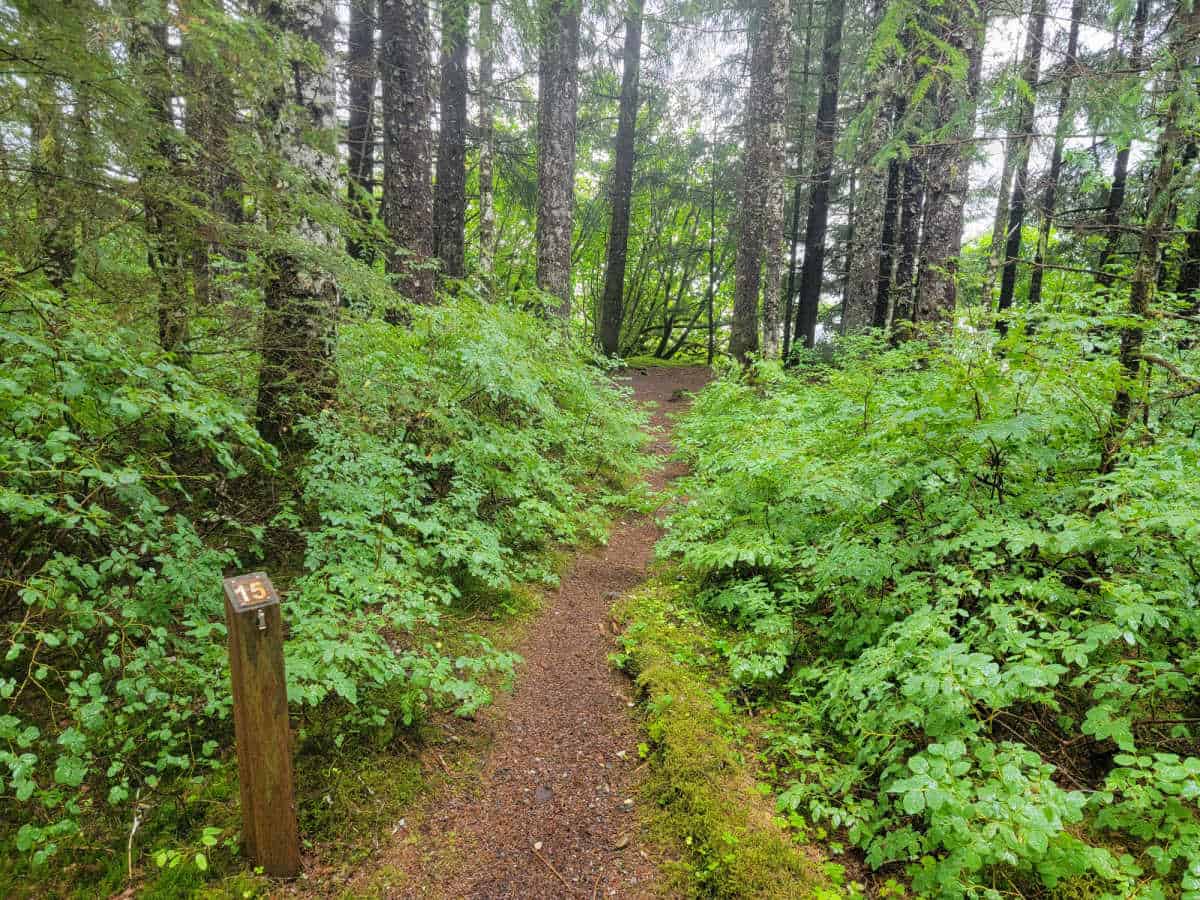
[343,365,709,899]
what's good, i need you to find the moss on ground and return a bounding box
[613,578,832,898]
[622,355,710,370]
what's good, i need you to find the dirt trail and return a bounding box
[377,366,709,899]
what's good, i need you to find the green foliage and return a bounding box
[0,284,644,868]
[661,318,1200,897]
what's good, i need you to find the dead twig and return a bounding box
[532,846,579,896]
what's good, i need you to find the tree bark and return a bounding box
[347,0,376,262]
[598,0,644,356]
[133,15,191,362]
[782,0,817,359]
[255,0,341,450]
[1096,0,1150,285]
[729,0,792,363]
[890,156,923,335]
[839,166,857,332]
[841,1,889,334]
[759,0,793,358]
[914,1,987,327]
[478,0,496,284]
[844,153,884,332]
[995,0,1048,325]
[536,0,582,318]
[791,0,846,352]
[1028,0,1084,308]
[434,0,469,278]
[381,0,436,306]
[706,141,718,364]
[872,96,905,328]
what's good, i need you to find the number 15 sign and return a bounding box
[223,572,279,612]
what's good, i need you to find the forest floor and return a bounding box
[322,365,711,899]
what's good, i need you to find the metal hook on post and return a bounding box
[256,608,267,632]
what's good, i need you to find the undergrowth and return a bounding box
[661,318,1200,898]
[0,288,645,890]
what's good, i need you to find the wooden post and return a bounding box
[222,572,301,877]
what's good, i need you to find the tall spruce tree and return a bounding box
[535,0,582,318]
[598,0,644,356]
[380,0,436,305]
[791,0,846,352]
[434,0,469,278]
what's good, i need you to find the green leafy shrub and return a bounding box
[0,289,644,866]
[661,321,1200,897]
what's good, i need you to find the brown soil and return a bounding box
[347,365,710,899]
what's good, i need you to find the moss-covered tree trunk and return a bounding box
[478,0,496,284]
[255,0,341,449]
[1102,1,1200,471]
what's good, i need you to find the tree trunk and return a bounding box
[782,0,817,359]
[434,0,468,278]
[872,95,905,328]
[759,0,793,358]
[706,141,718,364]
[535,0,582,318]
[839,166,856,332]
[995,0,1048,325]
[381,0,436,306]
[598,0,643,356]
[478,0,496,283]
[181,0,233,307]
[844,154,884,332]
[914,3,986,327]
[1028,0,1083,308]
[1102,1,1199,471]
[983,38,1025,305]
[255,0,341,450]
[133,16,191,362]
[841,1,889,334]
[791,0,846,352]
[729,0,792,363]
[1096,0,1150,285]
[347,0,376,262]
[890,156,923,335]
[873,157,901,326]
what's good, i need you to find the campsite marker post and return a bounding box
[222,572,301,877]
